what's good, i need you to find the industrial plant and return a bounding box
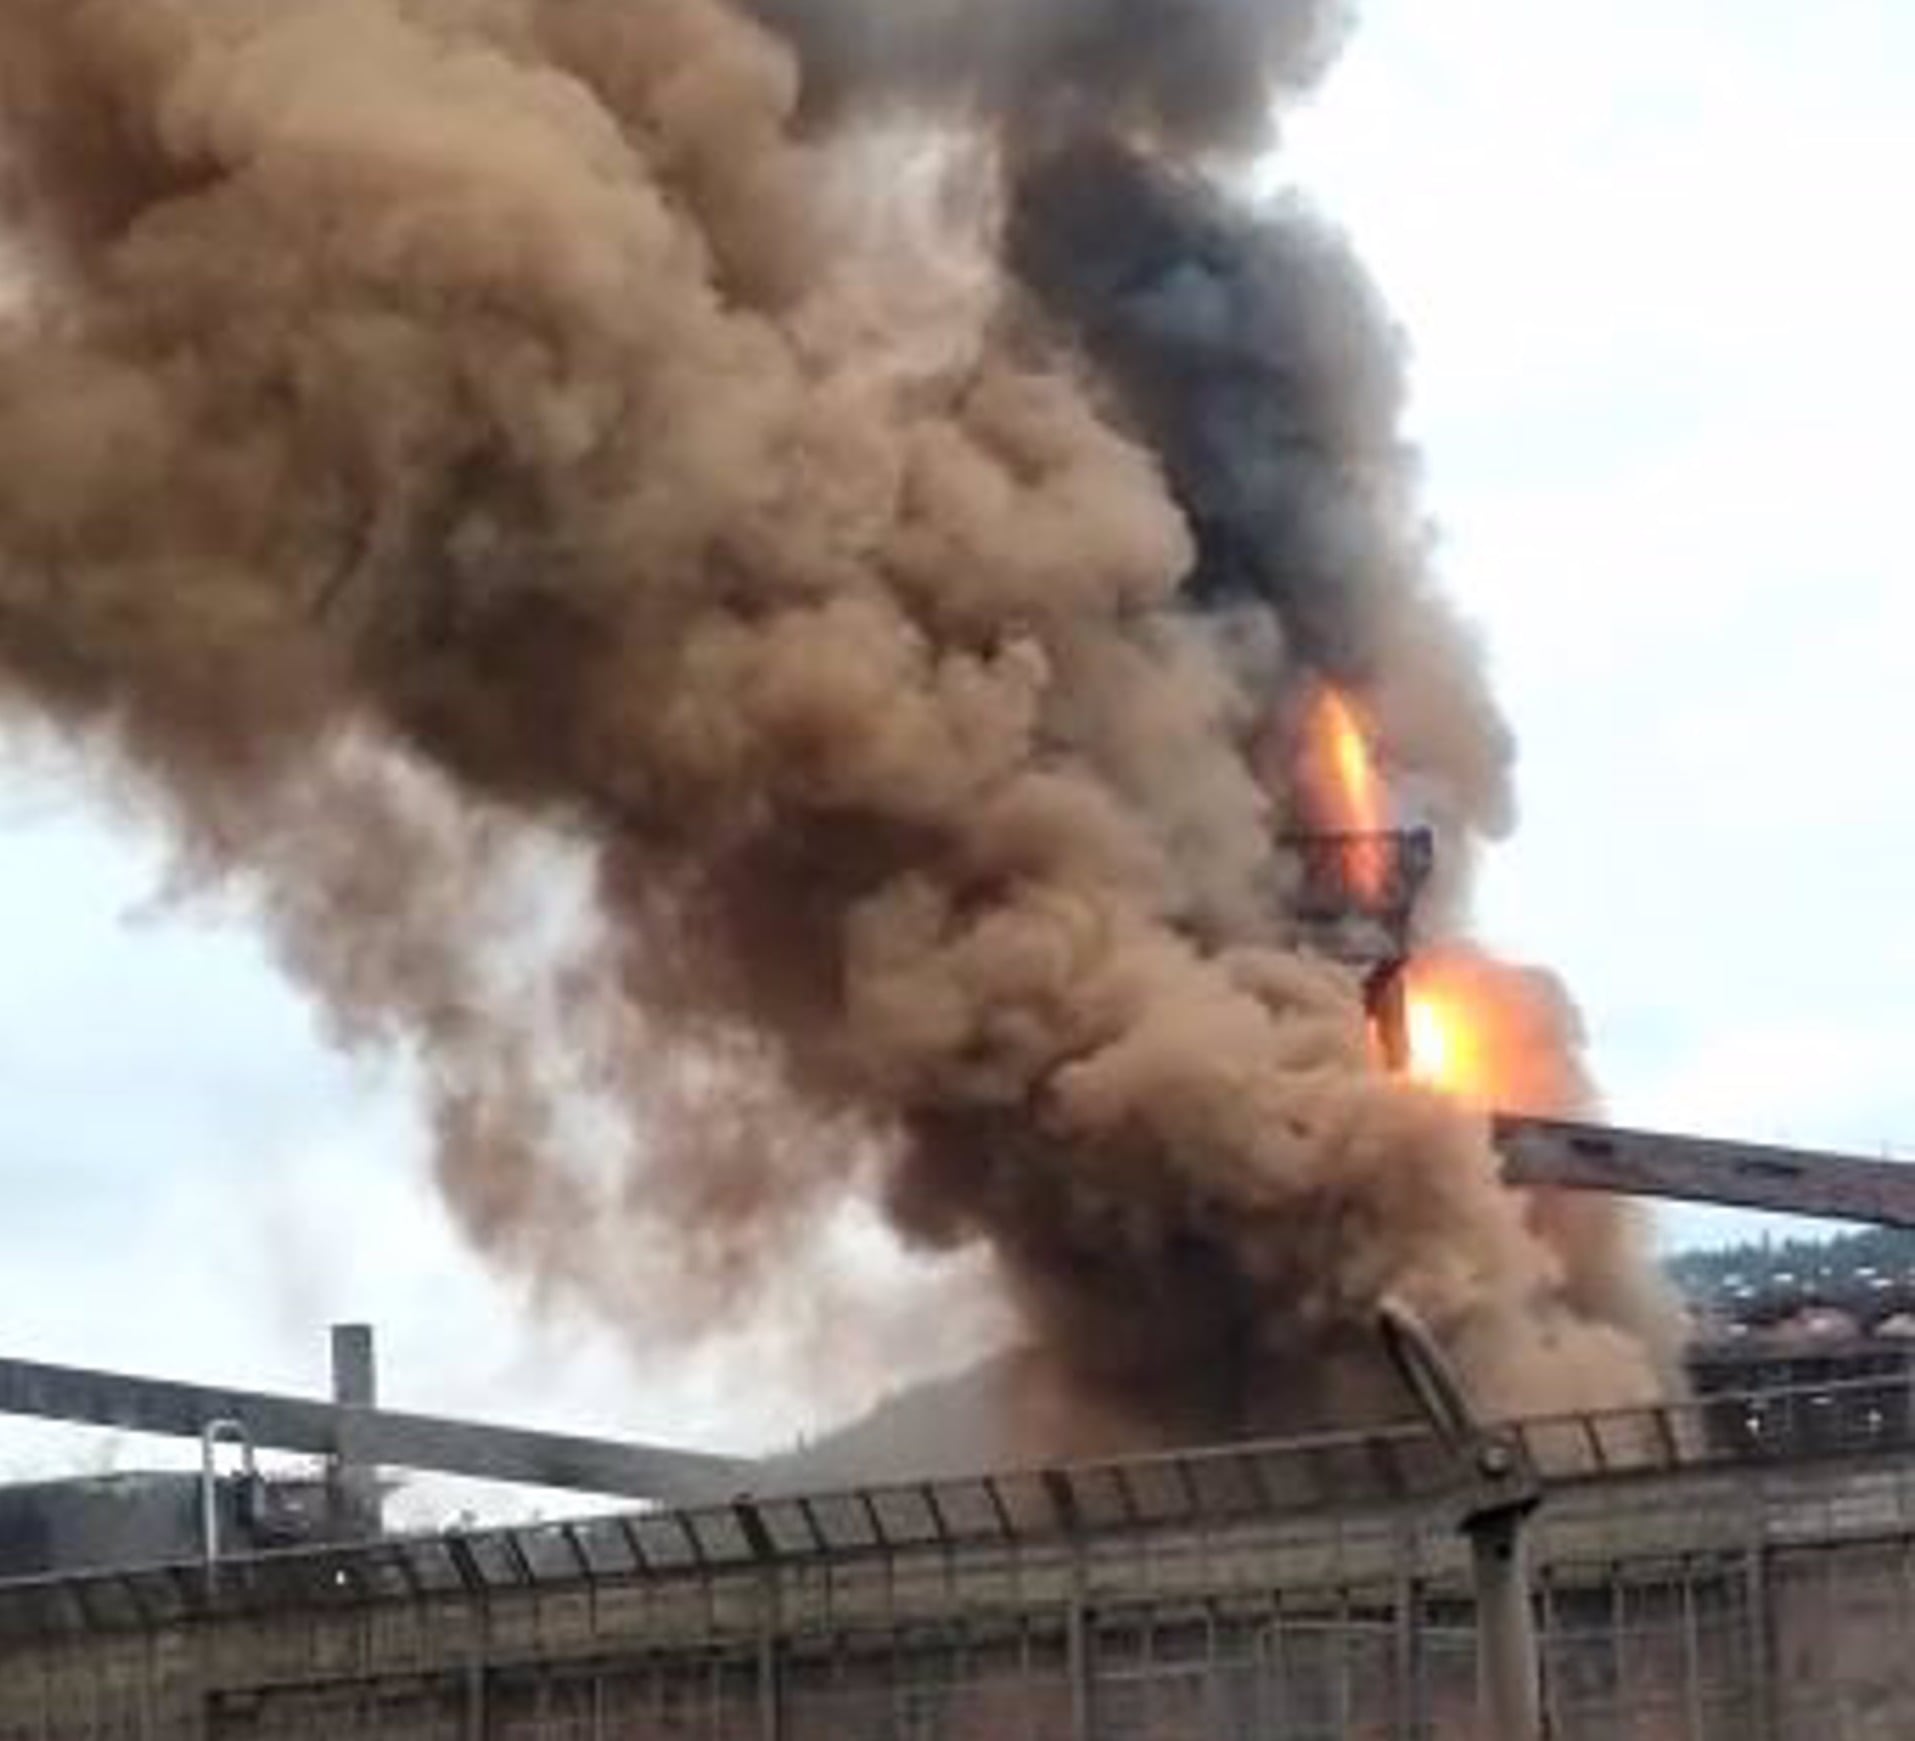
[5,1122,1915,1738]
[1,0,1909,1735]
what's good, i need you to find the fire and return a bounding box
[1305,686,1389,900]
[1404,977,1484,1100]
[1311,686,1384,831]
[1296,688,1573,1115]
[1399,949,1585,1113]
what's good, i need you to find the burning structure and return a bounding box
[0,0,1679,1465]
[10,3,1915,1734]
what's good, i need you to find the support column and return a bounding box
[329,1323,382,1540]
[756,1561,783,1741]
[1745,1542,1776,1741]
[1393,1558,1424,1741]
[1067,1595,1092,1741]
[757,1623,782,1741]
[1469,1512,1542,1741]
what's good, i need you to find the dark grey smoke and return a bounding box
[749,0,1351,149]
[1011,142,1402,673]
[1008,138,1517,844]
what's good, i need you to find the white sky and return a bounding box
[2,0,1911,1485]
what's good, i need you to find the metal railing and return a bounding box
[2,1369,1911,1644]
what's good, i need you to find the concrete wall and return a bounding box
[6,1449,1915,1739]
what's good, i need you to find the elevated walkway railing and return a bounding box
[2,1368,1911,1643]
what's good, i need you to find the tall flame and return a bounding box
[1313,687,1384,831]
[1306,686,1389,901]
[1301,692,1537,1114]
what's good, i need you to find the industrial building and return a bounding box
[3,1370,1915,1737]
[6,1116,1915,1738]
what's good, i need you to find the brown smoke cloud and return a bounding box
[0,0,1673,1451]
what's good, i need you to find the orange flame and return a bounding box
[1399,949,1587,1113]
[1313,687,1384,830]
[1404,976,1487,1101]
[1306,686,1389,901]
[1297,690,1577,1116]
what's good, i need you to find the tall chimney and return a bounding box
[328,1323,381,1540]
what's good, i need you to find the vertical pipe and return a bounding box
[1202,1602,1220,1738]
[1393,1558,1423,1741]
[1681,1561,1706,1738]
[757,1569,783,1741]
[1470,1515,1542,1741]
[463,1652,487,1739]
[1537,1565,1563,1740]
[463,1588,491,1741]
[1745,1543,1775,1741]
[329,1323,381,1540]
[1608,1551,1627,1734]
[198,1419,254,1589]
[141,1627,161,1741]
[1333,1585,1354,1736]
[1266,1603,1288,1736]
[1066,1596,1092,1741]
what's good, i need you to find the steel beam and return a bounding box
[0,1356,751,1503]
[1495,1116,1915,1229]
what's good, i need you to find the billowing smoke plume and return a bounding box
[745,0,1347,150]
[0,0,1673,1450]
[1007,141,1515,853]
